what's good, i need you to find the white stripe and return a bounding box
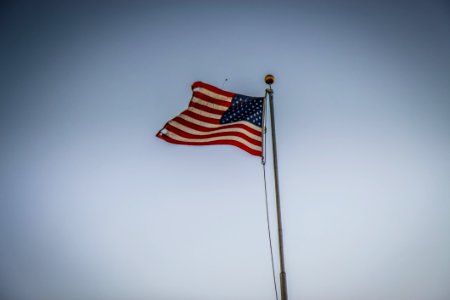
[168,120,262,142]
[164,130,262,151]
[191,97,229,111]
[187,107,222,119]
[194,87,233,102]
[179,113,262,132]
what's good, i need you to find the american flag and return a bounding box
[156,81,264,156]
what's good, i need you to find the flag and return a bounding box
[156,81,264,156]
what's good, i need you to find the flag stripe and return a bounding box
[191,81,235,99]
[193,92,231,107]
[158,132,262,156]
[164,129,261,150]
[191,96,229,111]
[175,114,262,136]
[190,101,227,116]
[195,88,232,102]
[161,129,262,155]
[187,107,222,120]
[167,121,262,144]
[182,110,221,125]
[165,125,261,148]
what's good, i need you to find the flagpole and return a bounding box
[265,74,288,300]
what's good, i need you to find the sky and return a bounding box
[1,1,450,300]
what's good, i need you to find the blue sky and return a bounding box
[1,1,449,300]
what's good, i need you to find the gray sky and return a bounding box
[1,1,450,300]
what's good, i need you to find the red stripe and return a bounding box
[157,133,262,157]
[189,101,225,116]
[165,124,262,147]
[182,110,221,125]
[191,81,235,98]
[193,91,231,108]
[173,116,262,137]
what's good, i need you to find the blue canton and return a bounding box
[220,94,264,127]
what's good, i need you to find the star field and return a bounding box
[220,94,264,127]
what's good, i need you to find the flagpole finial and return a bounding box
[265,74,275,85]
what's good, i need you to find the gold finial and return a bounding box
[265,74,275,85]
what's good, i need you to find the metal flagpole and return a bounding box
[264,74,288,300]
